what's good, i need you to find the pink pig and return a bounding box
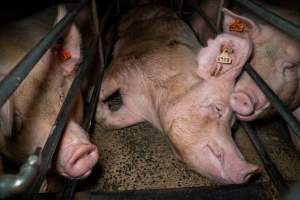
[96,5,258,184]
[221,4,300,148]
[0,5,99,181]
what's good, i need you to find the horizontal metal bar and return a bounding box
[36,183,270,200]
[241,122,288,195]
[24,35,98,200]
[0,0,90,108]
[234,0,300,41]
[244,63,300,139]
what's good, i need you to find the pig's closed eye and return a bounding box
[282,62,294,73]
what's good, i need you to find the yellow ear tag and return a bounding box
[216,47,233,64]
[229,19,247,32]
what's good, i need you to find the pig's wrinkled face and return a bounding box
[165,33,258,183]
[223,9,300,120]
[166,84,258,184]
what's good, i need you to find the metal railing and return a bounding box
[0,0,299,199]
[189,0,300,197]
[0,0,103,199]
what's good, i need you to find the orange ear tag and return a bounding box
[52,44,72,62]
[58,48,72,62]
[229,19,247,32]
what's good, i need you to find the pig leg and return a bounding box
[97,71,144,129]
[288,107,300,150]
[97,101,144,129]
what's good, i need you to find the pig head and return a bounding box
[96,4,257,183]
[0,5,98,179]
[164,34,257,184]
[222,8,300,121]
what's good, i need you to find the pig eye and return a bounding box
[282,62,294,73]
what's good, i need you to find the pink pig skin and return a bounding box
[96,5,258,184]
[221,2,300,148]
[0,5,98,181]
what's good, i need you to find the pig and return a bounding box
[0,5,99,181]
[220,3,300,147]
[96,5,258,184]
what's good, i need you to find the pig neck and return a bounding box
[13,51,69,121]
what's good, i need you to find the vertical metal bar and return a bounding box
[193,0,291,194]
[60,0,112,199]
[0,0,90,108]
[116,0,120,16]
[241,122,288,195]
[24,36,98,200]
[244,63,300,139]
[177,0,183,16]
[233,0,300,41]
[216,0,224,32]
[190,2,219,37]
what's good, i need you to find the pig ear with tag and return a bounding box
[222,8,260,39]
[196,33,252,81]
[53,5,82,76]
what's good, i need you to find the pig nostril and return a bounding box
[230,92,254,116]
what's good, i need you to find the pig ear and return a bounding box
[222,8,260,39]
[196,33,252,81]
[0,100,13,138]
[53,5,82,76]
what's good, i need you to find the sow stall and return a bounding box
[0,0,299,199]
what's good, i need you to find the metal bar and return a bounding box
[241,122,288,195]
[197,1,291,193]
[24,35,98,200]
[0,0,90,108]
[244,63,300,139]
[0,148,41,200]
[216,0,224,32]
[209,0,300,138]
[60,0,113,198]
[99,1,114,35]
[190,1,219,37]
[177,0,183,16]
[234,0,300,41]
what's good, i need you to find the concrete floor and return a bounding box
[75,96,300,199]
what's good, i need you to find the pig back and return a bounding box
[114,5,201,58]
[0,7,56,75]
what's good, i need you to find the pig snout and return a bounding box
[184,139,258,184]
[204,142,258,184]
[56,143,99,178]
[230,91,257,121]
[224,154,258,184]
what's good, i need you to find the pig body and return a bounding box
[221,2,300,147]
[97,5,257,184]
[0,6,98,180]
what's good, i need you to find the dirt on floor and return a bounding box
[72,96,300,199]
